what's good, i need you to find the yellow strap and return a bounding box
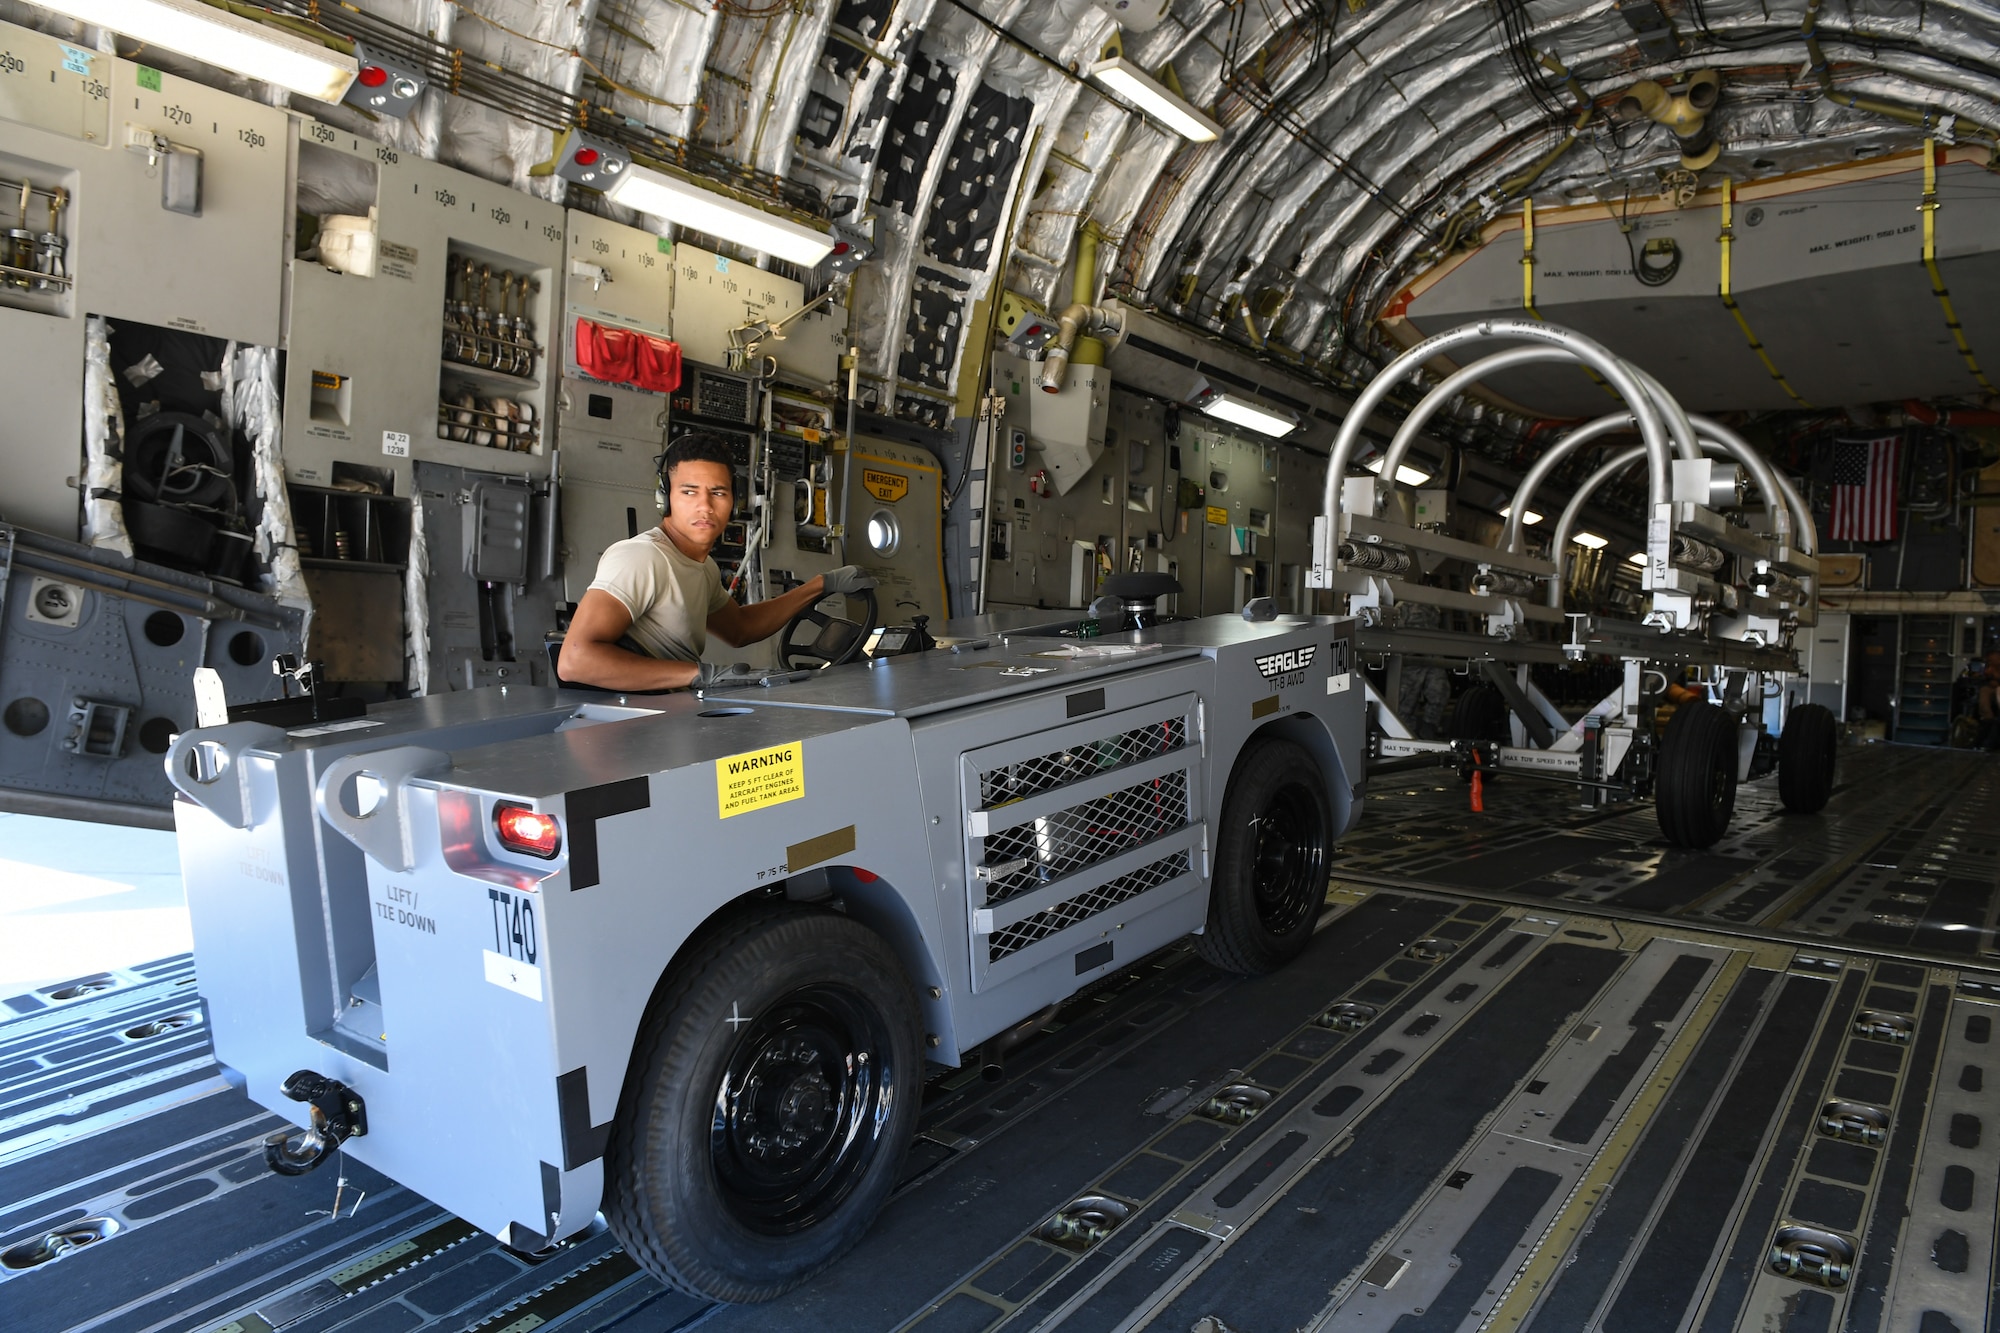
[1920,138,1996,393]
[1718,180,1811,407]
[1521,197,1540,318]
[1519,198,1616,397]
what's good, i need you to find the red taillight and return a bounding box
[495,803,561,858]
[357,64,389,88]
[832,241,851,255]
[573,147,600,166]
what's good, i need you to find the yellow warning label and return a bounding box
[1205,505,1228,526]
[716,741,805,819]
[863,468,909,503]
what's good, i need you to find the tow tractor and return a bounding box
[167,576,1364,1302]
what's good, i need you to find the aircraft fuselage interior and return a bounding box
[4,2,2000,1331]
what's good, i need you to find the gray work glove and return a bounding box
[821,564,878,596]
[694,661,760,690]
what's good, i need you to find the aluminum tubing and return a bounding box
[1549,444,1648,607]
[1502,413,1637,554]
[1378,345,1579,486]
[1691,414,1812,554]
[1319,319,1674,534]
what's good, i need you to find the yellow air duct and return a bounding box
[1621,69,1722,171]
[1040,221,1124,393]
[1071,221,1107,367]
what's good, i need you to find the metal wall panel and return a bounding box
[0,26,290,536]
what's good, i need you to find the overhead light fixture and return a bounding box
[609,169,836,267]
[1626,551,1648,566]
[541,129,836,267]
[1571,531,1610,549]
[1365,456,1433,487]
[41,0,357,100]
[1089,57,1223,142]
[1187,377,1298,437]
[1500,505,1544,525]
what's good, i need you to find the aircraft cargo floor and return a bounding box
[4,742,1995,1333]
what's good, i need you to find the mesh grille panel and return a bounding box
[979,770,1189,903]
[978,717,1187,809]
[987,851,1191,961]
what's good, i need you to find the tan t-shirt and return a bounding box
[587,528,732,661]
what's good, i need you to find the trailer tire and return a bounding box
[1655,700,1739,848]
[1447,685,1510,785]
[1447,684,1511,743]
[1195,734,1332,976]
[606,907,922,1303]
[1777,703,1838,814]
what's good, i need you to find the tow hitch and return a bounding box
[263,1070,369,1175]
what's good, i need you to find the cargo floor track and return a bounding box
[5,743,1996,1333]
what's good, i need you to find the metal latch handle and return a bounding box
[313,746,453,872]
[976,857,1031,883]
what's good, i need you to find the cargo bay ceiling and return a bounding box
[9,0,2000,429]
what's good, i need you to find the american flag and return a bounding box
[1828,435,1901,543]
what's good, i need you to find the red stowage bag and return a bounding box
[574,318,682,394]
[630,331,681,393]
[575,316,635,382]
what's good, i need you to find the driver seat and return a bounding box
[543,631,676,694]
[1099,571,1182,629]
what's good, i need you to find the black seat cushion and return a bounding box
[1101,571,1182,601]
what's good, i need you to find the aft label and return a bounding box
[716,741,805,818]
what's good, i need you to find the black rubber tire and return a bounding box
[124,500,216,567]
[1447,684,1510,744]
[1777,703,1838,815]
[1655,700,1740,848]
[1194,734,1334,976]
[125,411,233,508]
[605,907,921,1303]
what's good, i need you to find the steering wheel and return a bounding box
[778,586,878,670]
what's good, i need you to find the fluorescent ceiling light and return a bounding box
[1500,505,1544,525]
[1571,531,1610,549]
[1365,456,1433,486]
[607,166,835,267]
[1626,551,1648,565]
[1188,378,1298,438]
[43,0,356,100]
[1089,57,1223,142]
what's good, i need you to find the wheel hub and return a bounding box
[711,989,894,1234]
[1249,782,1326,935]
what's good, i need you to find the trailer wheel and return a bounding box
[606,908,921,1303]
[1655,700,1739,848]
[1447,685,1511,743]
[1777,703,1838,814]
[1447,686,1510,785]
[1195,734,1332,975]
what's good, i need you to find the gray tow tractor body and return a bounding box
[169,606,1363,1299]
